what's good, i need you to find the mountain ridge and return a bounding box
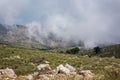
[0,24,84,49]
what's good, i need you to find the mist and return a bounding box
[0,0,120,48]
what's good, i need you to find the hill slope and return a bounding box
[0,24,84,49]
[0,44,120,75]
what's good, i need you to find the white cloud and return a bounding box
[0,0,120,48]
[0,0,30,24]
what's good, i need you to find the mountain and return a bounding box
[0,24,8,35]
[0,24,84,49]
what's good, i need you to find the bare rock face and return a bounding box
[79,70,94,79]
[0,68,17,79]
[37,64,53,75]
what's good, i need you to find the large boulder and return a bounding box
[56,64,76,75]
[0,68,17,79]
[57,64,70,75]
[37,64,53,75]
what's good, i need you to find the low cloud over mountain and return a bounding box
[0,0,120,48]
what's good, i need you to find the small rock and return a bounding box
[104,65,113,69]
[44,61,50,64]
[111,56,115,59]
[83,55,89,57]
[33,72,39,77]
[74,74,84,80]
[25,74,33,80]
[10,55,21,59]
[79,70,94,79]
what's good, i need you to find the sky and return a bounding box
[0,0,120,48]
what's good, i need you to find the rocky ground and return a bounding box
[0,63,96,80]
[0,45,120,80]
[1,63,120,80]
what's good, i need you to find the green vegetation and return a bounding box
[0,44,120,80]
[64,44,120,58]
[66,47,79,54]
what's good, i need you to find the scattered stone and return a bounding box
[79,70,94,79]
[52,69,57,75]
[10,55,21,59]
[33,72,39,77]
[83,55,89,57]
[0,64,96,80]
[29,63,36,66]
[44,61,50,64]
[104,65,113,69]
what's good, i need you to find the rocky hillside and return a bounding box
[0,24,46,49]
[0,24,84,49]
[0,45,120,80]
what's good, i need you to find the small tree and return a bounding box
[93,46,101,54]
[66,47,79,54]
